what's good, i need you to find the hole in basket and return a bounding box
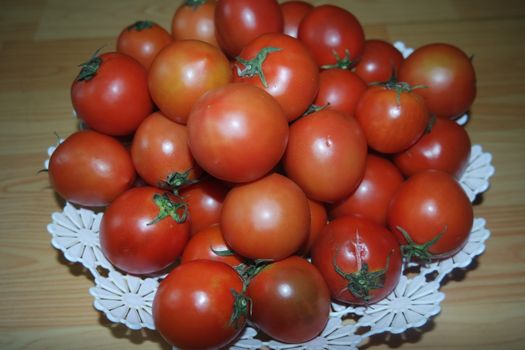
[355,325,371,336]
[425,270,439,283]
[95,265,110,278]
[360,319,436,349]
[341,313,360,325]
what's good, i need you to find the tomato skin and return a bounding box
[187,83,288,183]
[71,52,153,136]
[148,40,232,124]
[281,0,313,38]
[153,260,245,349]
[100,187,190,275]
[311,216,402,305]
[329,155,404,226]
[283,109,368,202]
[48,130,135,207]
[172,0,219,47]
[354,39,404,84]
[221,173,310,261]
[298,198,328,256]
[247,256,330,343]
[387,170,473,259]
[393,117,472,179]
[398,43,476,119]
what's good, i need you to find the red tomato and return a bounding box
[355,83,429,154]
[283,109,367,202]
[281,0,313,38]
[398,43,476,119]
[100,187,190,275]
[233,33,319,121]
[298,198,328,256]
[387,170,473,260]
[311,216,402,305]
[71,52,153,136]
[171,0,219,47]
[329,155,404,226]
[354,39,404,84]
[393,117,472,179]
[187,83,288,183]
[215,0,283,57]
[48,130,135,207]
[298,4,365,67]
[148,40,232,124]
[153,260,246,349]
[221,173,310,261]
[247,256,330,343]
[116,20,172,70]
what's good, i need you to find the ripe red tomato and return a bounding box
[171,0,219,47]
[298,4,365,67]
[355,83,429,154]
[221,173,310,261]
[71,52,153,136]
[233,33,319,122]
[387,170,474,260]
[298,198,328,256]
[215,0,283,58]
[148,40,232,124]
[153,260,246,349]
[281,0,313,38]
[100,187,190,275]
[116,20,172,70]
[354,39,404,84]
[329,154,404,226]
[187,83,288,183]
[398,43,477,119]
[48,130,135,207]
[311,216,402,305]
[247,256,330,343]
[393,117,472,179]
[283,109,367,202]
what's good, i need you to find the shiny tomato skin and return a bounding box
[148,40,232,124]
[298,198,328,256]
[387,170,473,259]
[187,83,288,183]
[283,109,367,202]
[153,260,245,349]
[329,155,404,226]
[100,187,190,276]
[48,130,135,207]
[354,39,404,84]
[281,0,313,38]
[172,0,219,47]
[221,173,310,261]
[71,52,153,136]
[247,256,330,343]
[311,216,402,305]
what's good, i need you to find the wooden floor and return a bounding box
[1,0,525,349]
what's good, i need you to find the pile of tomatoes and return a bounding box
[47,0,478,348]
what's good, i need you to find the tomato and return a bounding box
[398,43,476,119]
[130,112,199,188]
[171,0,219,47]
[298,198,328,256]
[100,187,189,275]
[283,109,367,202]
[281,0,313,38]
[247,256,330,343]
[233,33,319,121]
[71,52,153,136]
[393,117,472,179]
[116,20,172,70]
[153,260,246,349]
[221,173,310,261]
[355,83,429,154]
[187,83,288,183]
[329,154,404,226]
[148,40,232,124]
[387,170,473,260]
[354,39,404,84]
[48,130,135,207]
[311,216,402,305]
[313,68,367,117]
[298,4,365,67]
[215,0,283,57]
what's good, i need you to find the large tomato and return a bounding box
[187,83,288,183]
[171,0,219,47]
[71,52,153,136]
[148,40,232,124]
[280,0,313,38]
[311,216,402,305]
[247,256,330,343]
[354,39,404,84]
[48,130,135,207]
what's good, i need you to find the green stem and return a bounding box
[184,0,207,9]
[76,48,103,81]
[397,226,446,263]
[235,47,282,88]
[321,49,355,70]
[162,168,199,196]
[127,20,154,31]
[148,193,188,225]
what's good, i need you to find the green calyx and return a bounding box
[127,20,154,31]
[302,103,329,117]
[162,168,199,196]
[229,287,251,329]
[397,226,446,263]
[148,193,188,225]
[321,49,355,70]
[235,47,282,88]
[76,49,102,81]
[378,75,427,105]
[184,0,208,9]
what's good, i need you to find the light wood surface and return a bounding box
[1,0,524,349]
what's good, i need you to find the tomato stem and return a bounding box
[184,0,208,9]
[127,20,154,31]
[76,48,103,81]
[302,103,329,117]
[235,47,282,88]
[148,193,188,225]
[162,168,199,196]
[396,225,446,263]
[229,288,251,329]
[321,49,355,70]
